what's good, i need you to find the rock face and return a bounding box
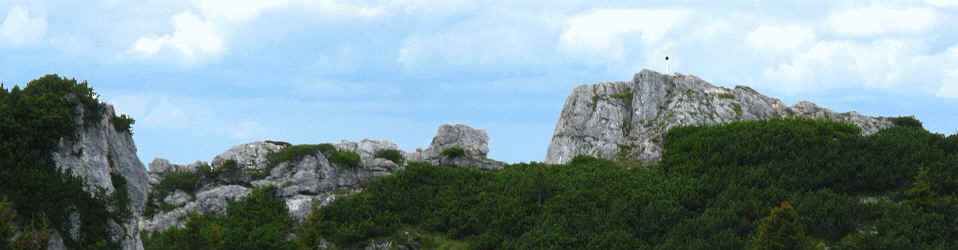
[140,139,399,232]
[52,104,149,250]
[545,69,896,164]
[406,124,505,170]
[140,124,505,234]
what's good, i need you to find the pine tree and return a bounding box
[748,201,815,250]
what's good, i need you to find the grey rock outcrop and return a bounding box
[140,124,505,233]
[406,124,505,170]
[211,141,288,171]
[51,104,149,250]
[545,69,896,164]
[140,139,399,232]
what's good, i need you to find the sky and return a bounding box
[1,0,958,166]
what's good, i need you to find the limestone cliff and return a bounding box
[545,69,896,164]
[51,104,149,250]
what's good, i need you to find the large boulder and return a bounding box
[545,69,897,164]
[211,141,289,169]
[406,124,504,170]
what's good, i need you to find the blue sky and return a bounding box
[2,0,958,165]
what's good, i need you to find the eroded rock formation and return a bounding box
[52,105,149,250]
[139,124,503,234]
[545,69,896,164]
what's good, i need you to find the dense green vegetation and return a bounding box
[329,151,361,169]
[375,149,405,164]
[143,186,297,250]
[0,75,132,249]
[440,147,466,158]
[297,118,958,249]
[1,197,52,250]
[267,144,325,169]
[265,143,360,170]
[110,113,135,134]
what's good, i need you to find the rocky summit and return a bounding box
[545,69,896,164]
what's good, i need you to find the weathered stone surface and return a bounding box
[147,159,207,186]
[140,125,505,234]
[139,185,251,232]
[545,69,897,164]
[162,190,191,207]
[406,124,505,170]
[211,141,288,169]
[141,139,398,233]
[148,158,174,175]
[336,139,399,163]
[51,104,149,250]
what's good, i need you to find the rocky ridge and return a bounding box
[51,105,149,250]
[140,124,503,233]
[545,69,897,164]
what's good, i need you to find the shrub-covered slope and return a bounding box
[0,75,145,249]
[297,118,958,249]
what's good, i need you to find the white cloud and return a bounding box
[763,39,931,93]
[126,0,391,63]
[298,0,386,18]
[130,11,224,62]
[557,9,686,62]
[197,0,289,21]
[746,24,815,51]
[936,45,958,98]
[0,6,46,46]
[394,7,558,73]
[397,26,541,71]
[926,0,958,7]
[828,7,938,37]
[936,69,958,98]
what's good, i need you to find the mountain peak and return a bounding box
[545,69,897,164]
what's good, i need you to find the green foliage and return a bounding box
[0,75,127,249]
[11,217,51,250]
[1,198,51,249]
[893,116,923,128]
[440,147,466,158]
[374,149,405,164]
[266,144,323,169]
[747,202,815,250]
[153,168,206,199]
[329,151,361,169]
[143,186,297,250]
[610,91,633,104]
[299,118,958,249]
[109,114,135,134]
[214,159,246,182]
[905,167,937,208]
[317,143,337,155]
[717,93,735,99]
[108,173,132,221]
[0,197,15,247]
